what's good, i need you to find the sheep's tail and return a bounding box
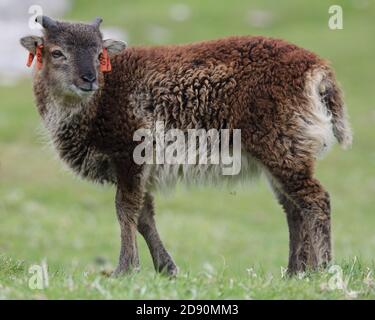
[319,69,353,149]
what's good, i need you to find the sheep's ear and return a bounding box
[20,36,43,54]
[103,39,127,54]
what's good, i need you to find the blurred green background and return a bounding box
[0,0,374,299]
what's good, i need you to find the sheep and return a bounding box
[20,16,352,276]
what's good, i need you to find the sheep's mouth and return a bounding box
[79,86,96,92]
[70,84,98,97]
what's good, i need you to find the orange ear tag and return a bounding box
[26,52,35,67]
[100,48,112,72]
[26,45,43,69]
[35,45,43,69]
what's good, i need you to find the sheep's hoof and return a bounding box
[111,265,140,277]
[157,261,178,278]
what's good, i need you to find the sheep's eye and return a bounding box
[51,50,64,58]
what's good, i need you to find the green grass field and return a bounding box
[1,0,374,299]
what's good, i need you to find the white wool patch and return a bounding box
[297,70,336,159]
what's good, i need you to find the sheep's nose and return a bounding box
[81,73,96,83]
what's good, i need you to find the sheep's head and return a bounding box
[20,16,126,101]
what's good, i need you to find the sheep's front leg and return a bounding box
[113,181,143,276]
[138,192,178,276]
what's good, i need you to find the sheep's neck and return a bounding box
[33,79,96,163]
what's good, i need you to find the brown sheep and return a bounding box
[20,16,352,276]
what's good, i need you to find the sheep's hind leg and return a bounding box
[269,168,332,274]
[268,180,314,274]
[138,192,178,277]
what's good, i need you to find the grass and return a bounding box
[0,0,375,299]
[0,255,374,299]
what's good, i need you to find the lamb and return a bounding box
[20,16,352,276]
